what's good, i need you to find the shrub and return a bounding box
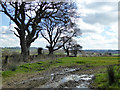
[107,65,115,85]
[7,63,17,71]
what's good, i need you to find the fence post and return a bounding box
[4,56,8,65]
[38,48,43,55]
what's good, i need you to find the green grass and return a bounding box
[57,57,119,67]
[93,65,120,88]
[113,54,120,56]
[2,56,119,78]
[93,72,109,88]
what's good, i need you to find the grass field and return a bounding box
[2,56,120,88]
[113,54,120,56]
[93,65,120,88]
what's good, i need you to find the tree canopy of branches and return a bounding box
[61,37,76,56]
[40,2,80,55]
[60,37,82,57]
[0,1,77,59]
[70,43,82,57]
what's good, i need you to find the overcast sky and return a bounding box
[0,0,119,50]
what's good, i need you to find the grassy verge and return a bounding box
[113,54,120,56]
[2,56,119,79]
[92,65,120,88]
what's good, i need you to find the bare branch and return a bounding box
[41,32,50,43]
[0,2,14,21]
[31,30,40,43]
[0,10,5,12]
[10,30,20,38]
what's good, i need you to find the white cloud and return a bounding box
[102,5,114,11]
[77,19,104,34]
[0,34,19,47]
[75,1,118,50]
[0,25,20,47]
[109,22,118,33]
[31,37,49,48]
[77,2,118,25]
[77,33,118,50]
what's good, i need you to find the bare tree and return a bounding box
[71,43,82,57]
[0,1,74,59]
[40,19,80,55]
[40,2,80,55]
[60,37,76,56]
[60,37,82,57]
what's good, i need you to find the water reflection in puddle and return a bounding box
[76,82,89,88]
[51,68,79,76]
[61,74,94,83]
[60,74,94,88]
[41,68,94,88]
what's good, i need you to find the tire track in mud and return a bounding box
[3,65,106,88]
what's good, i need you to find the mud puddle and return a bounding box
[4,67,95,88]
[39,68,94,88]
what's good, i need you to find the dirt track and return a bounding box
[2,65,106,88]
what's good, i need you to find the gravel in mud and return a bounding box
[3,65,105,88]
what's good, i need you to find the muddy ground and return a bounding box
[2,65,106,89]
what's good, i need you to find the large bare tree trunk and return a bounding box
[20,36,30,61]
[66,49,70,56]
[48,47,54,55]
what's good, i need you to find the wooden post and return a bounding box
[38,48,43,55]
[4,56,8,65]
